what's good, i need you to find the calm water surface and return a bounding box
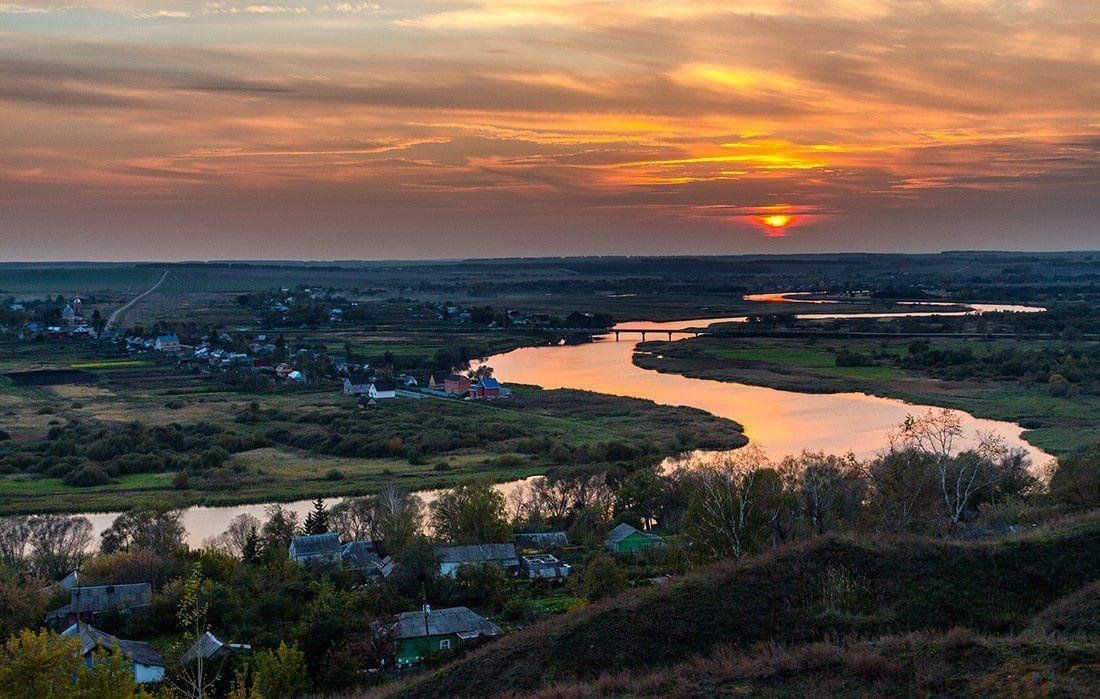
[77,297,1049,546]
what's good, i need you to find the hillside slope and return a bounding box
[381,515,1100,697]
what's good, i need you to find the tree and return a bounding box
[28,515,93,578]
[260,505,300,552]
[100,510,185,556]
[892,409,1020,524]
[91,309,105,336]
[1050,443,1100,509]
[251,642,307,699]
[681,445,784,560]
[780,451,862,536]
[211,513,261,558]
[578,556,626,601]
[302,498,330,536]
[0,517,32,567]
[242,528,261,564]
[862,448,940,533]
[0,629,143,699]
[430,480,512,544]
[173,564,218,699]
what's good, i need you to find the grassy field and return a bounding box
[0,367,747,515]
[636,336,1100,455]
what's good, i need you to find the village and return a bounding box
[19,496,670,689]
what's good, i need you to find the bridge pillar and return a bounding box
[614,331,620,341]
[641,331,646,341]
[667,331,673,341]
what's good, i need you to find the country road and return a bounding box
[105,270,169,331]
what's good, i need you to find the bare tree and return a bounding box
[779,451,861,536]
[100,510,186,556]
[29,515,93,578]
[893,409,1020,524]
[205,513,261,556]
[681,445,783,560]
[330,498,378,542]
[0,516,33,566]
[374,485,424,553]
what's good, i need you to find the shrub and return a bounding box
[62,465,111,487]
[324,469,345,481]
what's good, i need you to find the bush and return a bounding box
[62,465,111,487]
[578,556,627,601]
[324,469,345,481]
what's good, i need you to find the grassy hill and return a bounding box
[378,514,1100,697]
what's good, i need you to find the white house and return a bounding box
[154,334,181,352]
[62,623,166,685]
[343,372,373,396]
[369,379,396,400]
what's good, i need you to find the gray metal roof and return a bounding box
[437,543,518,566]
[69,583,153,614]
[289,532,341,559]
[392,606,501,640]
[62,623,164,668]
[181,631,251,664]
[514,532,568,548]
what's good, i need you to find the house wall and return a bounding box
[395,634,459,666]
[134,663,166,684]
[611,532,661,554]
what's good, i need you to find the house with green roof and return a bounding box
[605,523,665,555]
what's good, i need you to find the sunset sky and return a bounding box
[2,1,1098,260]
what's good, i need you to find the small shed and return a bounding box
[181,631,251,665]
[605,523,665,555]
[521,554,572,580]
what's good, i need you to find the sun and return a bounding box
[760,214,792,229]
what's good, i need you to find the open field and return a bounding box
[0,365,746,515]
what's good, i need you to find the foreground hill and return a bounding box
[380,514,1100,697]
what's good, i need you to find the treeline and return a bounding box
[901,340,1100,395]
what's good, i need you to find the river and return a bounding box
[77,296,1049,547]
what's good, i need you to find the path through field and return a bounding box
[105,270,169,331]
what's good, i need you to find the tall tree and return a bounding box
[28,515,92,578]
[100,510,185,556]
[430,480,511,544]
[302,498,330,536]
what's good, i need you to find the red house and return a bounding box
[444,374,471,396]
[469,378,502,399]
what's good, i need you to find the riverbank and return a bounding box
[634,335,1100,456]
[0,387,747,517]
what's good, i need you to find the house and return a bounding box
[287,370,307,383]
[275,363,293,379]
[340,541,394,579]
[62,623,165,685]
[154,334,181,352]
[520,554,572,580]
[437,543,519,577]
[369,379,396,400]
[47,583,153,627]
[343,372,373,395]
[391,606,501,667]
[288,532,342,564]
[443,374,471,396]
[180,631,251,665]
[469,377,502,399]
[357,395,378,410]
[397,373,418,388]
[428,371,449,390]
[514,532,569,549]
[605,523,666,555]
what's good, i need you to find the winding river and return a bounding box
[78,295,1049,546]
